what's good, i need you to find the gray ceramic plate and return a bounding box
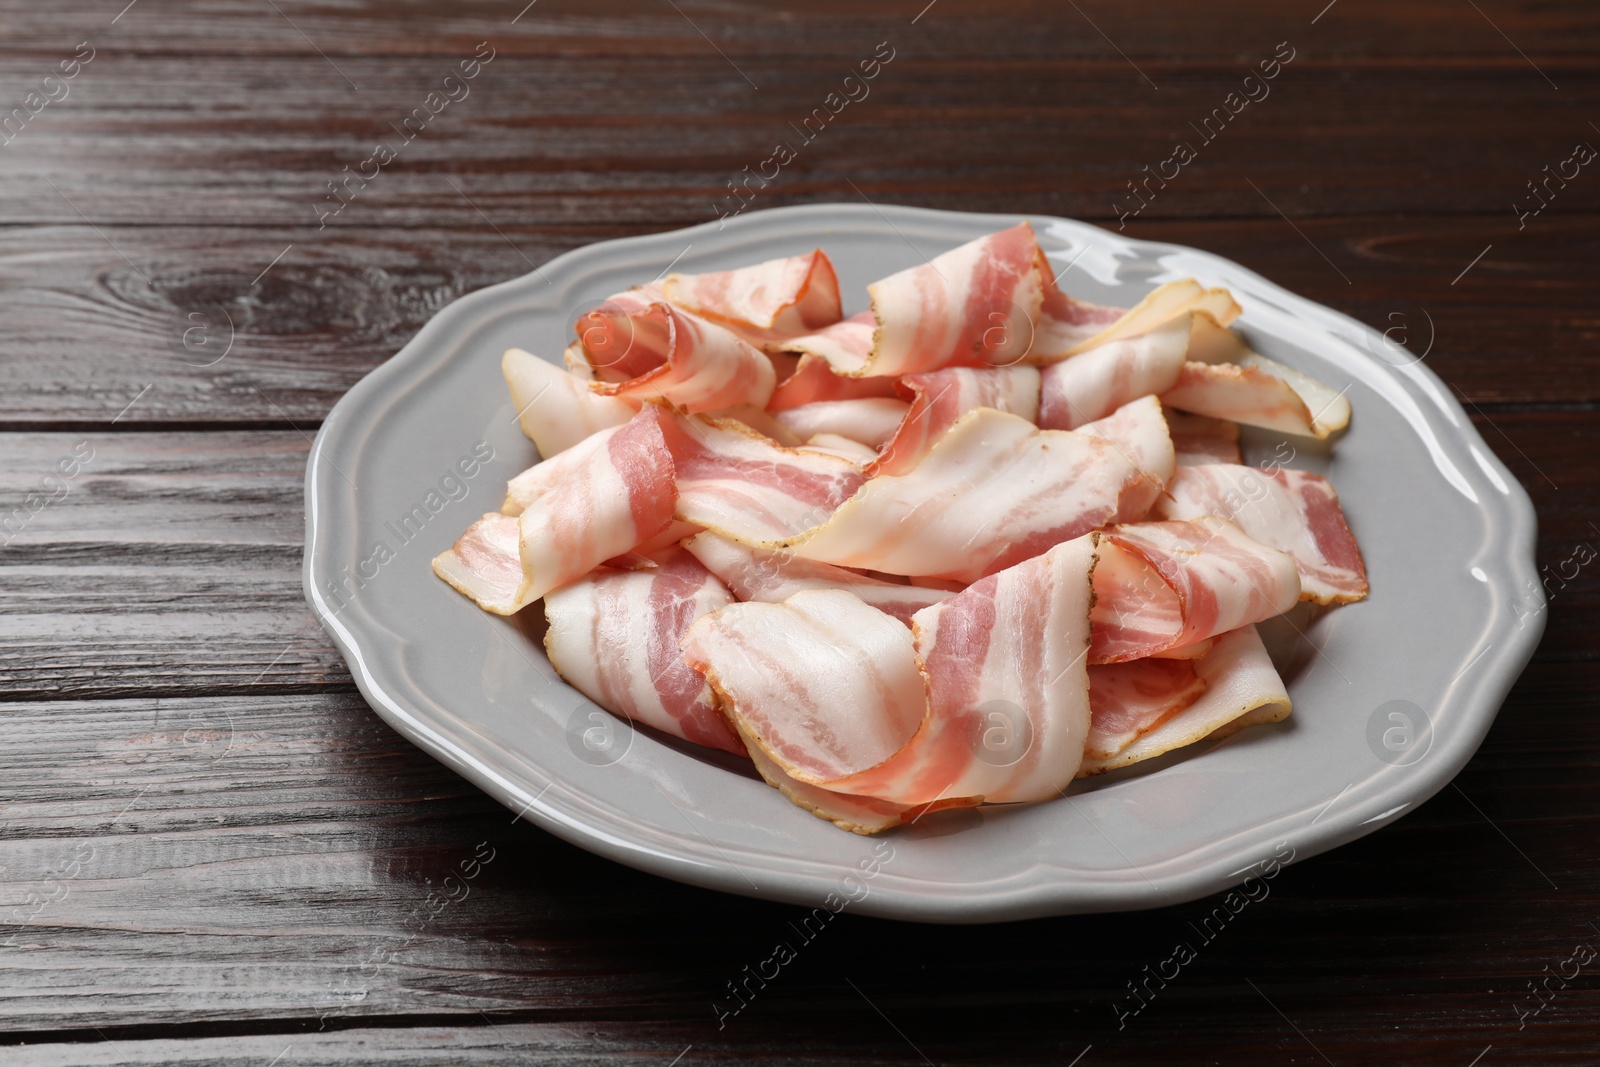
[304,203,1543,923]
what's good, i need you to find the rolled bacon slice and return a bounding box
[872,365,1041,477]
[1088,517,1302,663]
[1080,626,1290,775]
[544,548,744,754]
[776,407,1155,583]
[434,407,677,614]
[575,298,776,412]
[662,250,843,351]
[503,348,636,459]
[683,530,954,622]
[1036,317,1190,430]
[1161,317,1350,439]
[1153,463,1368,604]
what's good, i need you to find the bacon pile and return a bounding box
[435,223,1368,835]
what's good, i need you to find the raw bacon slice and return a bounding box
[738,729,981,834]
[503,348,636,458]
[1079,626,1290,775]
[502,425,623,516]
[434,407,677,614]
[681,589,930,783]
[860,222,1045,375]
[782,225,1044,378]
[776,313,882,380]
[1034,278,1241,359]
[575,299,776,412]
[683,531,954,622]
[604,520,702,569]
[659,411,866,545]
[767,347,900,412]
[544,548,744,755]
[1073,395,1176,518]
[872,365,1041,477]
[1036,318,1190,430]
[430,512,525,615]
[662,250,842,351]
[781,408,1148,583]
[1166,408,1243,465]
[798,433,880,465]
[1088,517,1302,663]
[1161,317,1350,439]
[1085,655,1207,760]
[773,397,912,450]
[1153,463,1369,604]
[825,535,1097,805]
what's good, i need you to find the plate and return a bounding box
[304,203,1543,922]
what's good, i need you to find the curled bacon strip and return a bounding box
[737,730,981,835]
[1080,626,1290,775]
[682,588,929,784]
[663,250,842,351]
[871,365,1040,476]
[1037,318,1190,430]
[828,534,1097,805]
[434,408,677,614]
[576,297,776,412]
[1154,463,1368,604]
[1088,517,1301,663]
[544,548,744,754]
[779,407,1155,583]
[782,225,1045,377]
[1034,278,1240,359]
[1161,317,1350,439]
[682,535,1096,815]
[660,411,866,545]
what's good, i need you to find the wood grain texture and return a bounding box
[0,215,1597,427]
[0,54,1596,229]
[0,664,1594,1057]
[0,0,1596,1062]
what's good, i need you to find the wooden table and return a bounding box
[2,2,1595,1062]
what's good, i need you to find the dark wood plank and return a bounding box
[0,657,1594,1059]
[0,54,1595,228]
[0,214,1596,428]
[0,0,1596,60]
[0,432,348,697]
